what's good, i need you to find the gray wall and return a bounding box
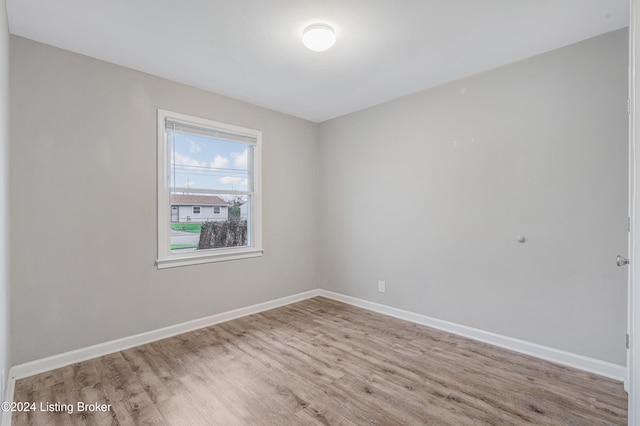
[0,0,10,399]
[10,36,319,364]
[319,29,629,365]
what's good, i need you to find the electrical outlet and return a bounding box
[378,280,386,293]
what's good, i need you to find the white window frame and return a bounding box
[213,206,221,214]
[192,206,201,215]
[156,109,263,269]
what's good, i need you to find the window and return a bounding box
[157,109,262,268]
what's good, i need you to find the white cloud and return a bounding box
[185,180,196,187]
[173,151,205,168]
[232,149,248,169]
[188,140,202,154]
[210,155,230,169]
[219,176,243,185]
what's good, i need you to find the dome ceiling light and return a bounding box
[302,24,336,52]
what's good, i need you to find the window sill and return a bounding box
[156,248,263,269]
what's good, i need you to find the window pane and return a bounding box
[169,129,251,193]
[170,194,249,252]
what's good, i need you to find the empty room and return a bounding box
[1,0,640,425]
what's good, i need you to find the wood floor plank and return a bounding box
[12,297,627,425]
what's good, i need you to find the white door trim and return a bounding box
[629,1,639,423]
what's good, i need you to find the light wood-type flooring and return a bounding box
[12,297,627,425]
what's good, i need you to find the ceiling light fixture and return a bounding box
[302,24,336,52]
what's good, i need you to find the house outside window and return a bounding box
[157,109,262,268]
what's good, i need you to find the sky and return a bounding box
[170,131,251,195]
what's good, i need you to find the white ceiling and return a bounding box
[6,0,630,123]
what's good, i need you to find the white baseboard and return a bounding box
[318,290,627,382]
[10,289,320,381]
